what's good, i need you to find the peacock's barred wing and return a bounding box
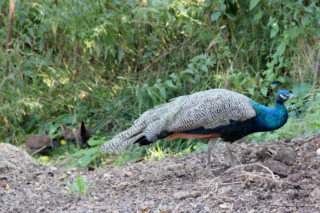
[100,89,256,153]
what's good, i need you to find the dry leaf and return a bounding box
[5,184,10,191]
[141,206,150,213]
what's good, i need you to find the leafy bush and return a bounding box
[0,0,319,166]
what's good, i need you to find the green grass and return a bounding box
[99,138,202,167]
[64,174,98,196]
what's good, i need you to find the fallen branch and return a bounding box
[31,146,47,156]
[313,48,320,88]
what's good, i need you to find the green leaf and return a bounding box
[276,43,286,56]
[195,73,200,83]
[211,11,222,21]
[178,5,187,16]
[294,10,300,20]
[200,65,208,73]
[289,26,300,39]
[159,86,166,99]
[25,36,31,46]
[270,22,279,38]
[302,14,310,26]
[169,73,178,80]
[27,28,34,38]
[148,7,159,13]
[253,10,263,21]
[219,4,226,11]
[51,22,58,37]
[16,78,25,92]
[276,76,285,83]
[247,87,255,96]
[184,75,197,84]
[225,12,236,20]
[304,7,313,13]
[250,0,261,10]
[267,16,276,27]
[260,87,268,96]
[165,80,175,88]
[182,69,195,75]
[118,46,124,64]
[88,138,106,146]
[48,125,56,138]
[147,89,153,98]
[77,155,92,167]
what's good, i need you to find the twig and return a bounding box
[112,179,144,189]
[142,37,192,72]
[45,156,68,172]
[56,156,71,166]
[313,48,320,88]
[212,163,278,182]
[121,0,132,9]
[5,1,15,75]
[28,171,43,175]
[31,146,47,156]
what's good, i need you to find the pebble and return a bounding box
[49,167,57,171]
[317,148,320,156]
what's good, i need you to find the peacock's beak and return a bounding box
[289,94,297,99]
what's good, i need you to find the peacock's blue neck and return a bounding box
[251,97,288,132]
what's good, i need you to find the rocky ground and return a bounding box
[1,136,320,213]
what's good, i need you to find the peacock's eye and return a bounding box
[279,93,289,100]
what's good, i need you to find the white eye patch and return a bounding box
[279,94,287,99]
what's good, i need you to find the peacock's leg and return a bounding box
[204,137,219,174]
[225,142,236,167]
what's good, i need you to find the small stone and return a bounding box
[49,167,57,171]
[317,148,320,156]
[124,172,132,177]
[219,203,229,209]
[173,191,202,199]
[204,206,210,212]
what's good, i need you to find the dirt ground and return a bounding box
[1,135,320,213]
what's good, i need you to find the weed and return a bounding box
[64,174,97,196]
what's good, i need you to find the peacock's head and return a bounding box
[276,90,296,103]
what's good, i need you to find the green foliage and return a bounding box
[193,142,208,153]
[0,0,319,167]
[74,136,107,167]
[64,174,97,196]
[145,138,200,162]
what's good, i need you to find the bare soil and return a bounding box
[1,136,320,213]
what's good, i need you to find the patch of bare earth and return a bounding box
[1,136,320,213]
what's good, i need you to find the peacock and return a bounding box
[100,89,296,173]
